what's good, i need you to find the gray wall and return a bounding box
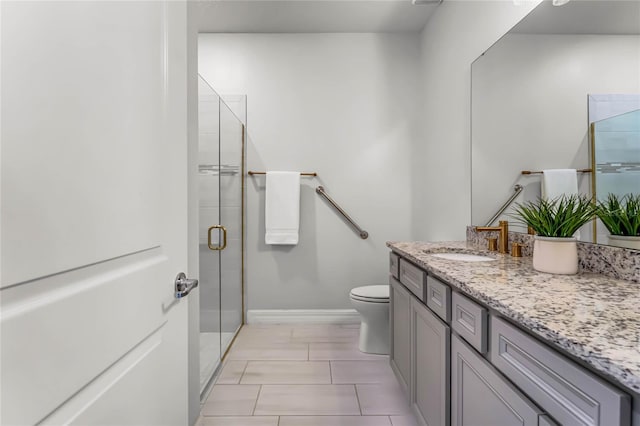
[199,33,420,310]
[196,2,544,311]
[413,1,539,241]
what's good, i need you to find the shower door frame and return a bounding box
[195,81,247,401]
[215,97,246,363]
[217,123,246,363]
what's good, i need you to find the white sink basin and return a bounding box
[430,253,495,262]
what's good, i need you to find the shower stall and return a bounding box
[197,75,245,396]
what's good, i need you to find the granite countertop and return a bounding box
[387,241,640,395]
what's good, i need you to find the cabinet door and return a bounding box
[411,297,450,426]
[390,277,412,397]
[451,335,544,426]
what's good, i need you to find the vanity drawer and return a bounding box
[389,252,399,279]
[426,275,451,322]
[451,292,488,354]
[399,259,426,301]
[491,316,631,426]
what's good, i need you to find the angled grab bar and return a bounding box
[316,186,369,239]
[485,184,523,227]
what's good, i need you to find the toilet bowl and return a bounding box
[349,285,390,355]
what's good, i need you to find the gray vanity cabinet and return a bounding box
[390,277,412,397]
[411,296,450,426]
[491,316,631,426]
[389,250,635,426]
[451,334,545,426]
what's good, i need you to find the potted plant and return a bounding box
[512,194,597,274]
[596,193,640,250]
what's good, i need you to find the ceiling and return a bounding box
[195,0,440,33]
[511,0,640,35]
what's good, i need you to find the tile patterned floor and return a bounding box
[197,324,418,426]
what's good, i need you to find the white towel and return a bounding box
[541,169,581,239]
[265,171,301,245]
[541,169,578,201]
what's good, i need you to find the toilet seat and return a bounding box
[350,285,389,303]
[350,294,389,303]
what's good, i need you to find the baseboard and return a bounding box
[247,309,360,325]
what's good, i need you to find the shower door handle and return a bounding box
[175,272,198,298]
[208,225,227,250]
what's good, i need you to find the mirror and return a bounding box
[471,0,640,245]
[590,94,640,245]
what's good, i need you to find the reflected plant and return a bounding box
[596,193,640,237]
[511,195,597,238]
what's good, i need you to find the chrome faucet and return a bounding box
[476,220,509,254]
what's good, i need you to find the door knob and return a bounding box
[175,272,198,299]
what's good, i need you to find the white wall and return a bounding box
[199,33,419,310]
[413,1,540,241]
[471,34,640,231]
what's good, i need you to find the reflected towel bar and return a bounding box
[485,184,523,227]
[316,186,368,239]
[248,171,317,176]
[521,169,592,175]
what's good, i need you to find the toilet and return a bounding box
[349,285,390,355]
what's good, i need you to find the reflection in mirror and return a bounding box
[590,94,640,246]
[471,0,640,245]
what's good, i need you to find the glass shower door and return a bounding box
[219,101,244,358]
[198,75,245,397]
[198,76,222,395]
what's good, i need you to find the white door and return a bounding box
[1,1,191,424]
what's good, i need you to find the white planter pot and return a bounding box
[607,235,640,250]
[532,236,578,275]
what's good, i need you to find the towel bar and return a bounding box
[248,171,317,176]
[521,169,592,175]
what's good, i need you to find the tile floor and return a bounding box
[197,324,418,426]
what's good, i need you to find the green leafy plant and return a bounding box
[511,194,597,238]
[596,193,640,237]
